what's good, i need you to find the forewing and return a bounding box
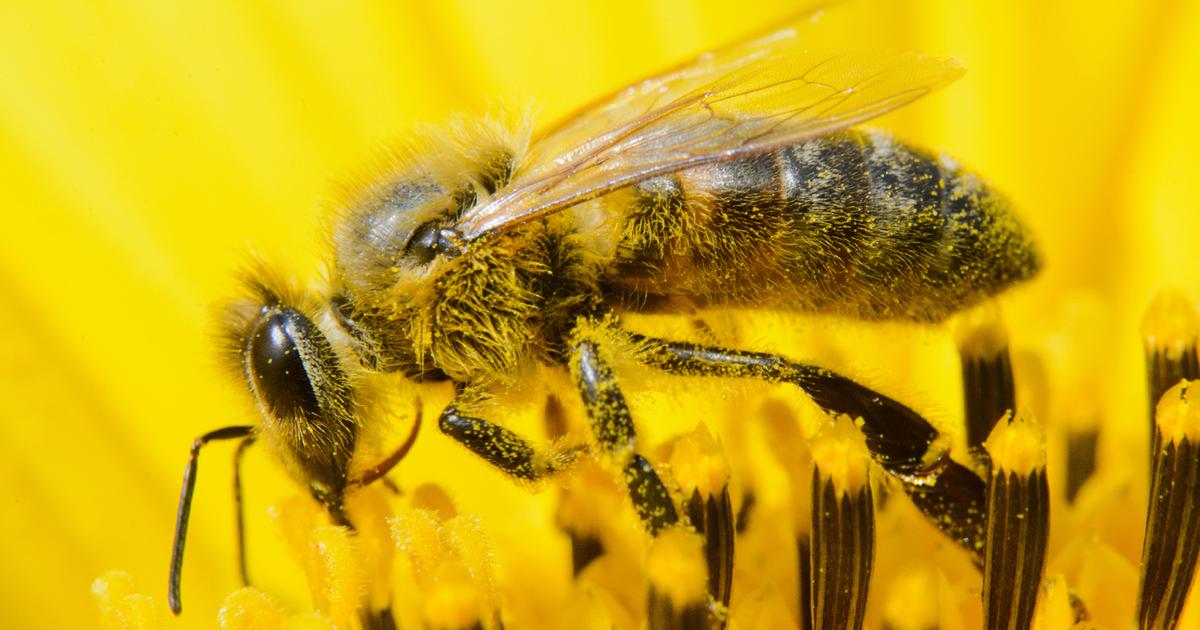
[457,30,964,239]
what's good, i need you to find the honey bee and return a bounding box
[167,24,1038,622]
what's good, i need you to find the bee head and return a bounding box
[220,275,358,505]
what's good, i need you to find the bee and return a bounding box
[167,24,1038,623]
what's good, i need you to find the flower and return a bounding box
[1,0,1198,628]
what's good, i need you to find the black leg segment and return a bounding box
[169,424,255,615]
[573,339,637,455]
[439,407,543,481]
[573,338,679,535]
[632,336,939,476]
[629,334,988,558]
[624,454,679,535]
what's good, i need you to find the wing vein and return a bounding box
[456,32,964,239]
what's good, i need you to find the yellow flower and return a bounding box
[2,0,1199,628]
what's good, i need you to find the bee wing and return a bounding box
[456,30,964,239]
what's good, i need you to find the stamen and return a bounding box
[797,535,813,630]
[306,524,367,626]
[556,462,618,577]
[1017,343,1094,501]
[956,305,1016,452]
[542,396,604,578]
[982,411,1049,630]
[672,424,735,627]
[1142,290,1200,439]
[1065,428,1099,503]
[1138,380,1200,629]
[1035,574,1091,628]
[549,393,609,580]
[809,415,874,630]
[880,569,940,630]
[756,399,812,629]
[391,508,445,583]
[391,508,500,629]
[217,588,287,629]
[569,533,606,578]
[92,571,168,630]
[1040,295,1107,502]
[347,484,400,616]
[424,562,485,630]
[735,491,755,534]
[646,528,709,630]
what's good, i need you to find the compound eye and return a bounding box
[246,308,322,420]
[404,221,440,265]
[403,221,463,265]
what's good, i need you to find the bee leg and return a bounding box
[570,337,680,536]
[233,435,257,587]
[629,334,986,559]
[439,405,575,482]
[169,424,255,615]
[312,496,398,630]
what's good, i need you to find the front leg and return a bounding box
[438,403,570,482]
[437,375,678,536]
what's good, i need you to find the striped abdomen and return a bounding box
[600,129,1039,322]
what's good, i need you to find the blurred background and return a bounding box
[0,0,1197,627]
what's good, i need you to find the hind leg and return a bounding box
[628,332,987,557]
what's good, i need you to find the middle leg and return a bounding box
[437,345,680,535]
[571,337,679,535]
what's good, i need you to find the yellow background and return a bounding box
[1,0,1197,627]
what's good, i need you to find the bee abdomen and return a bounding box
[606,129,1038,321]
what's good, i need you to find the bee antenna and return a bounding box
[348,400,423,489]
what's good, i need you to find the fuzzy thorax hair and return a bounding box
[323,114,596,386]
